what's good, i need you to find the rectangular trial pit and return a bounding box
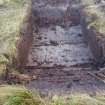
[26,0,94,67]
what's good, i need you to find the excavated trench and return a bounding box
[26,0,93,67]
[17,0,105,96]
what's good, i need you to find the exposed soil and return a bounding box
[26,67,105,96]
[19,0,105,96]
[27,25,93,67]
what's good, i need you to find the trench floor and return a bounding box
[26,25,105,96]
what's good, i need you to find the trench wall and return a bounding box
[16,6,34,68]
[80,9,105,63]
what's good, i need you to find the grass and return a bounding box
[0,0,29,76]
[1,85,105,105]
[81,0,97,6]
[52,94,105,105]
[0,85,26,104]
[0,0,27,58]
[0,85,46,105]
[82,3,105,34]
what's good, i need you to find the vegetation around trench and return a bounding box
[0,0,29,77]
[0,85,46,105]
[82,2,105,34]
[1,85,105,105]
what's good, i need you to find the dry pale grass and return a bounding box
[52,94,105,105]
[82,3,105,34]
[1,85,105,105]
[0,85,47,105]
[0,0,29,76]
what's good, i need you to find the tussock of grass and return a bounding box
[83,4,105,34]
[81,0,97,6]
[52,94,105,105]
[0,85,46,105]
[0,64,6,77]
[3,91,40,105]
[0,85,26,105]
[0,85,105,105]
[0,0,27,6]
